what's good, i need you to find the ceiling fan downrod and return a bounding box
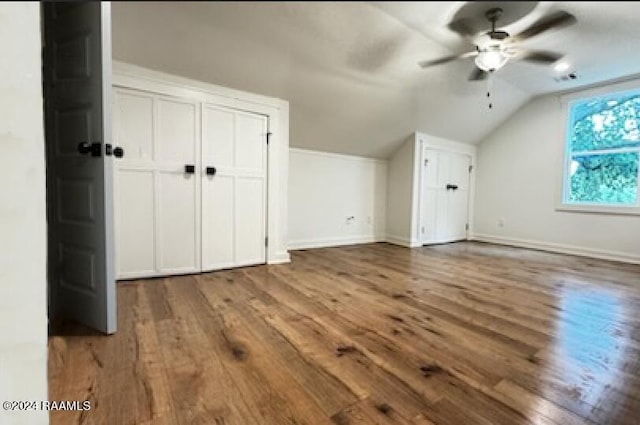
[486,7,503,33]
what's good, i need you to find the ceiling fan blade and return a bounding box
[520,50,564,64]
[468,67,488,81]
[448,18,478,39]
[514,11,577,41]
[418,51,477,68]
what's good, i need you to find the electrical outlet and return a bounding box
[498,218,505,227]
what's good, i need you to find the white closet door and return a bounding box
[420,149,439,242]
[155,97,200,274]
[202,105,267,271]
[114,91,201,277]
[445,153,471,241]
[434,151,451,242]
[113,90,156,277]
[420,148,471,244]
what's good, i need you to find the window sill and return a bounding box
[555,203,640,216]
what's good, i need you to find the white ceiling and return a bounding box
[111,1,640,158]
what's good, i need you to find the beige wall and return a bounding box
[0,3,49,425]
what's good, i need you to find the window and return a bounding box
[563,90,640,209]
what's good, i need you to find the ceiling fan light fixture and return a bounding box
[475,47,509,72]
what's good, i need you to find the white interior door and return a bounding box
[44,2,117,333]
[202,105,267,271]
[113,90,156,277]
[420,148,471,245]
[155,98,201,274]
[114,91,200,278]
[419,149,439,242]
[445,153,471,241]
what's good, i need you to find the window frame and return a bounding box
[557,82,640,216]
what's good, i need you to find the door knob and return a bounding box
[206,166,217,176]
[105,144,125,158]
[78,142,101,157]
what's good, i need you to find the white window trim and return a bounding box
[556,80,640,216]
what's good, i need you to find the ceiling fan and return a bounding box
[419,7,577,81]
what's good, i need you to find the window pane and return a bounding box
[569,153,638,205]
[570,94,640,151]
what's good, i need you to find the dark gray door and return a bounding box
[44,2,116,334]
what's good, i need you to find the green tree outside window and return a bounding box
[566,93,640,205]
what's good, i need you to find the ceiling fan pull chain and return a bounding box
[487,72,493,109]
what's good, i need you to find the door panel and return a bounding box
[44,2,116,333]
[113,89,157,278]
[116,170,155,275]
[435,191,449,241]
[446,153,471,241]
[57,179,94,222]
[204,107,235,168]
[436,151,450,188]
[236,177,266,265]
[113,91,153,161]
[235,113,266,170]
[421,189,438,241]
[202,175,235,269]
[449,153,470,190]
[420,149,439,241]
[158,171,198,272]
[54,108,91,155]
[448,189,469,241]
[156,99,197,163]
[202,104,267,271]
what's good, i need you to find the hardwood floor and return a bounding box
[48,242,640,425]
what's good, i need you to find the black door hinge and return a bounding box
[266,132,272,145]
[469,165,473,173]
[265,236,269,247]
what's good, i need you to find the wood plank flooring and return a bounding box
[48,241,640,425]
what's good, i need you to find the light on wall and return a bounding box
[474,46,509,72]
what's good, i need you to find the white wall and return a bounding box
[288,149,386,249]
[474,88,640,264]
[385,136,417,246]
[0,3,49,425]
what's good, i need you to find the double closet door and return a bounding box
[419,148,471,244]
[113,88,267,279]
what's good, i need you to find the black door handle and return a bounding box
[105,144,125,159]
[184,164,195,174]
[446,184,459,190]
[78,142,101,157]
[206,166,217,176]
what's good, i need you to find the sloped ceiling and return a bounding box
[111,1,640,158]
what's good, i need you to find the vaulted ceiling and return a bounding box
[112,2,640,158]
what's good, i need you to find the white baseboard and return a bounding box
[288,235,384,250]
[472,233,640,265]
[268,251,291,264]
[385,235,422,248]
